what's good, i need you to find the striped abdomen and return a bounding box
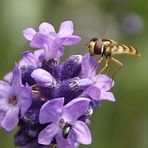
[109,43,140,57]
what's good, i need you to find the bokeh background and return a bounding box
[0,0,148,148]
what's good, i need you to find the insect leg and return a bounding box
[111,57,123,80]
[99,58,110,74]
[98,57,104,64]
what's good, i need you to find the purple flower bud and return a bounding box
[61,55,82,80]
[31,68,57,88]
[42,59,61,79]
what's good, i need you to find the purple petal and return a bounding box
[56,133,76,148]
[31,68,56,87]
[51,37,64,49]
[0,81,13,98]
[34,49,44,61]
[30,33,49,48]
[19,50,43,68]
[94,74,113,91]
[39,22,55,34]
[86,86,100,100]
[3,72,12,83]
[48,32,58,40]
[58,20,74,37]
[43,44,56,60]
[38,123,59,145]
[19,84,32,117]
[81,53,99,78]
[48,38,65,58]
[73,121,92,145]
[74,143,79,148]
[23,28,36,41]
[56,47,64,58]
[0,99,11,112]
[100,91,115,102]
[23,51,37,63]
[39,97,64,124]
[11,65,32,115]
[63,97,90,123]
[12,65,23,93]
[19,51,38,67]
[1,107,19,132]
[61,35,81,45]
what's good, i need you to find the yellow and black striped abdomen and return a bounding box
[110,43,140,57]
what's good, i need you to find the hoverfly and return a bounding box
[88,38,140,78]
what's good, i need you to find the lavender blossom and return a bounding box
[23,20,81,59]
[19,50,44,69]
[38,97,91,147]
[81,53,115,102]
[0,65,32,132]
[0,20,116,148]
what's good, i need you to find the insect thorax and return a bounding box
[101,43,112,58]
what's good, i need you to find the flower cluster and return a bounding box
[0,20,115,148]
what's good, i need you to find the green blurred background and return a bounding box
[0,0,148,148]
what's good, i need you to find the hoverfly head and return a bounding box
[88,38,102,55]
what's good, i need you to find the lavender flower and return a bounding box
[81,53,115,102]
[0,65,32,132]
[38,97,91,147]
[19,49,44,69]
[0,20,116,148]
[23,20,81,59]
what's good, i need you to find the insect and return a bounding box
[62,123,72,139]
[87,38,140,78]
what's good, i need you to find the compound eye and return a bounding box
[96,39,102,49]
